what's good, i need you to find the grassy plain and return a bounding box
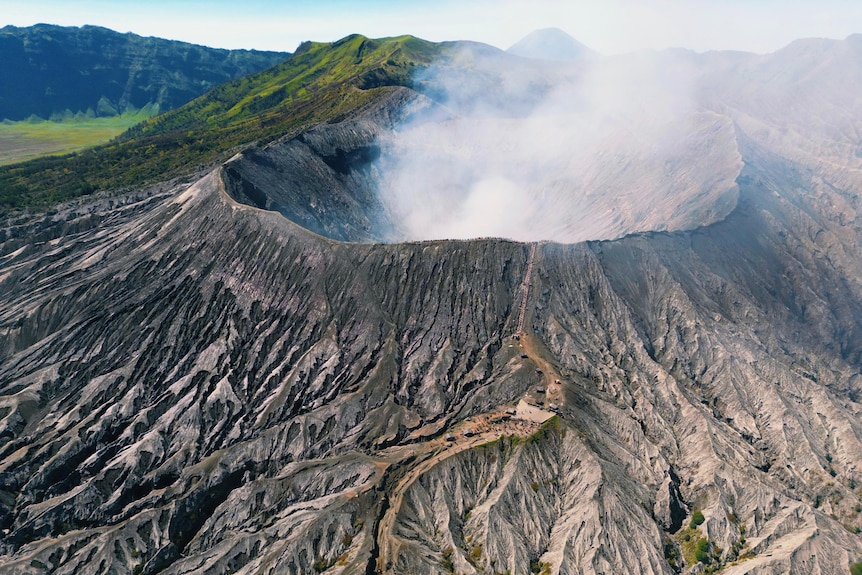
[0,113,150,165]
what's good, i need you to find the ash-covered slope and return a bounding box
[220,88,430,242]
[0,162,536,574]
[1,127,862,574]
[1,34,862,575]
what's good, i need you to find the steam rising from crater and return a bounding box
[375,45,743,243]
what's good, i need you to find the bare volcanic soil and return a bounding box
[2,41,862,575]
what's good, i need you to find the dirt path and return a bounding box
[513,244,566,405]
[519,330,566,404]
[516,243,537,335]
[375,242,568,573]
[375,409,544,573]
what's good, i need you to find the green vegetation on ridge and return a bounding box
[0,34,441,212]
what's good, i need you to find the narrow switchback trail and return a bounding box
[374,409,547,573]
[373,242,567,573]
[514,242,566,406]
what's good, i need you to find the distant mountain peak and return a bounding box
[507,27,593,61]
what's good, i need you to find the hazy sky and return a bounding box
[3,0,862,54]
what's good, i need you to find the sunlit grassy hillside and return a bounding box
[0,34,441,211]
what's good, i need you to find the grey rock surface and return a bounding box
[2,35,862,575]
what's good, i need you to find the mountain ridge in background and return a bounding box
[0,24,288,121]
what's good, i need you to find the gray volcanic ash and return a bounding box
[2,32,862,575]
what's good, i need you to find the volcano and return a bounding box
[1,31,862,575]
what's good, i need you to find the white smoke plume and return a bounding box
[374,41,742,243]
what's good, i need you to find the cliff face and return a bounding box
[0,24,287,121]
[220,88,431,242]
[1,36,862,575]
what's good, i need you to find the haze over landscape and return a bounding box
[1,3,862,575]
[6,0,862,54]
